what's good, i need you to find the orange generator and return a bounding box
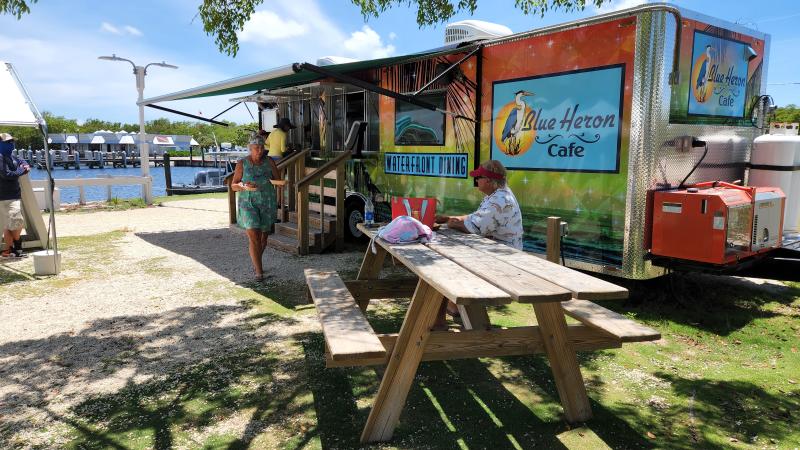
[650,182,785,265]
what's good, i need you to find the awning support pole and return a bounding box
[294,62,475,123]
[145,104,230,126]
[211,102,242,120]
[412,45,482,97]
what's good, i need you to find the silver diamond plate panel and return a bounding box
[566,10,766,279]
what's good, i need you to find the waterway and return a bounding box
[28,166,221,204]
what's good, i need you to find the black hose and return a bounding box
[678,143,708,189]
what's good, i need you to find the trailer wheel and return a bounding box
[345,198,366,241]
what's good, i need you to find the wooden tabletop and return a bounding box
[357,223,627,302]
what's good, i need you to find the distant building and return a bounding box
[47,131,200,155]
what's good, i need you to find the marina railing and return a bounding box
[30,175,151,206]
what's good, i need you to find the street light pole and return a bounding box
[134,65,150,203]
[99,54,178,204]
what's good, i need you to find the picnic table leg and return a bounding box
[532,302,593,423]
[355,244,387,311]
[457,304,491,330]
[361,280,443,443]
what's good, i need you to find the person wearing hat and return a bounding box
[231,133,280,280]
[435,160,523,250]
[266,117,296,160]
[0,133,31,257]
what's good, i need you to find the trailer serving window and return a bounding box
[394,93,446,146]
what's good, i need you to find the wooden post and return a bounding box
[163,153,172,196]
[226,179,237,225]
[298,184,309,255]
[105,175,113,202]
[532,216,592,423]
[547,216,562,263]
[335,164,345,251]
[287,158,296,217]
[78,184,86,205]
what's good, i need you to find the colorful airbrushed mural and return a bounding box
[670,18,765,124]
[370,18,636,266]
[479,19,635,264]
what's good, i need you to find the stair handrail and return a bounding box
[296,151,351,255]
[277,148,309,171]
[297,151,351,188]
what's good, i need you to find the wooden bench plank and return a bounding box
[325,325,622,368]
[305,269,386,361]
[440,229,628,301]
[428,234,572,303]
[344,278,418,302]
[358,225,511,306]
[561,299,661,343]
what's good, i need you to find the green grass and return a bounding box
[3,247,799,448]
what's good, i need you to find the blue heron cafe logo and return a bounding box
[688,31,750,118]
[491,65,624,173]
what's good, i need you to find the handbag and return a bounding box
[390,196,437,227]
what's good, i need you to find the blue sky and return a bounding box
[1,0,798,125]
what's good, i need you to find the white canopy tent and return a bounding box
[0,61,58,272]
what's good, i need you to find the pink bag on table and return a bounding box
[370,215,433,254]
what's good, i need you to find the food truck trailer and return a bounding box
[143,3,800,280]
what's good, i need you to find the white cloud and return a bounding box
[124,25,143,37]
[0,30,251,124]
[343,26,395,59]
[239,10,308,41]
[100,22,143,37]
[100,22,121,35]
[388,32,397,40]
[238,0,395,61]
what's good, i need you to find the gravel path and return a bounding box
[0,199,364,448]
[51,198,232,237]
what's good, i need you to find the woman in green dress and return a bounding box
[231,135,281,280]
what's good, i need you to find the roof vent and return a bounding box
[444,20,512,45]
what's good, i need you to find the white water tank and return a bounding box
[750,134,800,232]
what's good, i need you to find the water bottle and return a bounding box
[364,199,375,226]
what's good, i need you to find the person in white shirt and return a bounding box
[436,159,524,250]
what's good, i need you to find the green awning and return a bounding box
[140,45,477,105]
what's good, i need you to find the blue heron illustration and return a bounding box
[500,90,535,154]
[695,45,713,101]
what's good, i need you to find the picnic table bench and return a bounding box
[305,218,660,443]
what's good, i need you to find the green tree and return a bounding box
[2,0,608,56]
[773,104,800,124]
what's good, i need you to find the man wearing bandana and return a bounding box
[0,133,31,258]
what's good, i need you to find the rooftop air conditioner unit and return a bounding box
[444,20,512,45]
[317,56,358,66]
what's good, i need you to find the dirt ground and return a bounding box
[0,199,363,448]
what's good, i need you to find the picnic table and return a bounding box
[304,218,660,443]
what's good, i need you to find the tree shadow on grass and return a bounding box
[598,371,800,449]
[590,272,800,336]
[301,297,652,450]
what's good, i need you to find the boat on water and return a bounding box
[166,149,246,195]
